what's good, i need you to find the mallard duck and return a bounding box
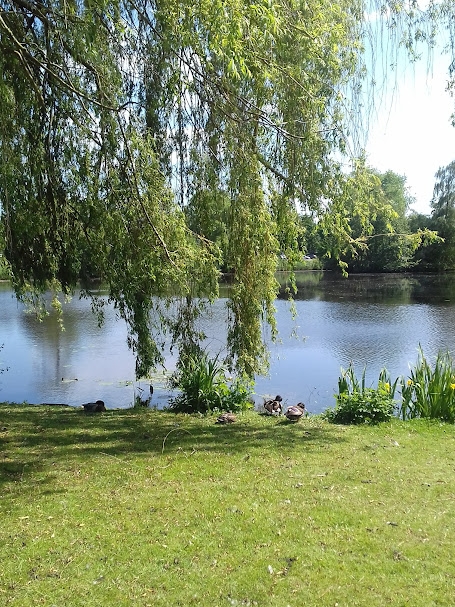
[216,413,236,424]
[263,395,283,416]
[82,400,106,412]
[284,402,305,422]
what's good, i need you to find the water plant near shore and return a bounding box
[168,350,252,414]
[327,347,455,425]
[324,364,398,424]
[399,346,455,422]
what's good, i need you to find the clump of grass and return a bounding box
[400,346,455,422]
[324,363,397,424]
[168,350,252,413]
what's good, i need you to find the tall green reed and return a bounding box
[399,346,455,422]
[168,350,252,414]
[337,363,398,399]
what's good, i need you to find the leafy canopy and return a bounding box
[0,0,443,378]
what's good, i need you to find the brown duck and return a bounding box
[263,395,283,416]
[216,413,236,424]
[82,400,106,412]
[284,402,305,422]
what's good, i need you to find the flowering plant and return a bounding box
[324,364,397,425]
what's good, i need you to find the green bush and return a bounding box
[324,363,397,425]
[168,351,253,414]
[324,348,455,425]
[324,388,396,425]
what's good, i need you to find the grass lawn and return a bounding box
[1,404,455,606]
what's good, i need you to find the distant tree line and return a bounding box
[197,164,447,275]
[409,161,455,272]
[302,165,455,274]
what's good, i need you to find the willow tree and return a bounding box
[0,0,435,378]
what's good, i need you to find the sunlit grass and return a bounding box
[1,404,455,605]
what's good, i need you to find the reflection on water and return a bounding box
[279,271,455,305]
[2,273,455,414]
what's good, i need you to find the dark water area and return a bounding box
[1,272,455,414]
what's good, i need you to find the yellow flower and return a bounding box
[383,382,390,392]
[451,383,455,390]
[407,380,413,386]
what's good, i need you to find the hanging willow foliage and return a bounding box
[0,0,445,378]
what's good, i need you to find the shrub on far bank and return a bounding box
[276,256,322,272]
[0,255,11,280]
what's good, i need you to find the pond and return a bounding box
[1,272,455,414]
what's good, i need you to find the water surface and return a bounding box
[1,273,455,414]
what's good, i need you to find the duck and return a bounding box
[263,395,283,416]
[82,400,106,412]
[284,402,306,422]
[215,413,236,424]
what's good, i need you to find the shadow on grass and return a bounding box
[0,404,344,486]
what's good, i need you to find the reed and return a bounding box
[168,350,252,413]
[399,346,455,422]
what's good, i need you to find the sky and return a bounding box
[364,37,455,215]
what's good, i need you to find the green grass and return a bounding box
[1,405,455,606]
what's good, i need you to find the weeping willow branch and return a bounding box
[116,119,176,267]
